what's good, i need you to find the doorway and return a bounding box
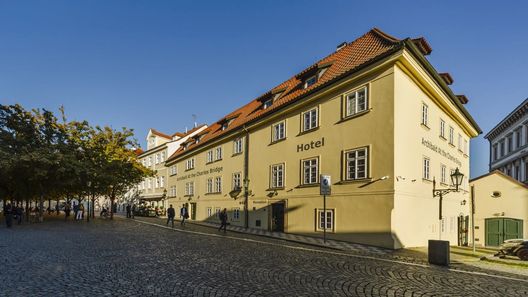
[457,215,469,246]
[271,202,285,232]
[485,218,523,246]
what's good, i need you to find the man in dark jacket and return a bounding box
[126,204,131,218]
[166,204,175,228]
[218,208,228,233]
[4,203,13,228]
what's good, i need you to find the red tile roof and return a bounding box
[150,129,172,139]
[165,28,478,163]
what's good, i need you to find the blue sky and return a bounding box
[1,0,527,178]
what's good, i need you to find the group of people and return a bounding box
[165,205,228,233]
[2,204,54,227]
[125,204,136,219]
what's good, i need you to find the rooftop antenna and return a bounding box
[192,114,197,128]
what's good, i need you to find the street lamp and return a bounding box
[432,167,464,240]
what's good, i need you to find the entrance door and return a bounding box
[486,218,523,246]
[457,215,469,246]
[190,202,197,220]
[271,202,285,232]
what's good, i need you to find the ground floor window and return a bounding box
[316,209,334,232]
[215,207,221,219]
[207,207,212,218]
[233,208,240,221]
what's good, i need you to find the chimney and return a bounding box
[336,42,347,51]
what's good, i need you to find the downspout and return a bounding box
[243,125,250,229]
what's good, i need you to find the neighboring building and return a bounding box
[485,98,528,183]
[164,28,481,249]
[136,126,207,208]
[470,171,528,246]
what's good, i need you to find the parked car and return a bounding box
[495,239,528,261]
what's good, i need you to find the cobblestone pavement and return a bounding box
[1,218,527,297]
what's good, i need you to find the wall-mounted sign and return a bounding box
[177,166,223,181]
[421,138,462,167]
[297,137,325,152]
[320,175,331,195]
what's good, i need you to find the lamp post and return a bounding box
[432,167,464,240]
[243,178,249,229]
[87,181,91,222]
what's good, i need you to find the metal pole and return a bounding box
[471,185,475,253]
[439,192,443,240]
[323,194,326,244]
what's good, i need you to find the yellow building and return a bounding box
[470,171,528,247]
[164,28,481,248]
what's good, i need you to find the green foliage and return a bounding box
[0,104,153,218]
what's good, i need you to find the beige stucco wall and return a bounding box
[392,59,472,248]
[470,173,528,246]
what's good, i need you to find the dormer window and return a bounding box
[273,92,283,101]
[263,99,273,109]
[149,137,155,145]
[221,123,228,131]
[304,75,317,89]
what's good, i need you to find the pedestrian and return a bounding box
[64,203,71,220]
[218,208,228,233]
[76,203,84,220]
[166,204,175,228]
[180,204,189,226]
[73,203,79,220]
[16,205,23,225]
[55,203,60,215]
[126,204,131,218]
[131,204,136,219]
[4,203,13,228]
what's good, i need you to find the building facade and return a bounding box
[485,98,528,183]
[164,28,481,248]
[469,171,527,246]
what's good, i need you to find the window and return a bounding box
[515,163,520,181]
[515,128,522,148]
[169,185,176,197]
[493,143,498,161]
[272,121,286,142]
[232,172,241,190]
[304,75,317,89]
[206,150,213,163]
[148,178,152,189]
[317,209,334,231]
[499,140,505,157]
[170,165,177,176]
[215,207,221,219]
[440,119,446,139]
[207,207,212,218]
[262,99,273,109]
[215,177,222,193]
[185,158,195,170]
[441,165,446,184]
[421,103,428,127]
[271,164,284,188]
[155,177,160,188]
[302,158,318,184]
[458,134,462,151]
[160,176,165,187]
[450,169,455,186]
[185,182,194,196]
[149,137,155,145]
[345,147,368,180]
[345,87,368,117]
[161,151,166,162]
[233,208,240,221]
[507,134,513,153]
[463,139,468,155]
[221,122,228,131]
[141,180,145,190]
[302,108,318,132]
[449,127,454,145]
[423,157,430,180]
[215,146,223,161]
[233,138,243,154]
[155,153,160,165]
[148,156,152,167]
[206,178,213,194]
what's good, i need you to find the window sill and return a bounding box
[448,143,455,148]
[269,138,286,145]
[298,126,320,136]
[316,229,335,234]
[338,109,370,123]
[420,123,430,130]
[205,192,222,196]
[296,183,319,188]
[439,135,447,141]
[266,187,285,191]
[232,152,243,157]
[335,178,372,184]
[422,178,433,183]
[185,168,195,171]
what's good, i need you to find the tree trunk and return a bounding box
[110,195,114,220]
[38,194,44,222]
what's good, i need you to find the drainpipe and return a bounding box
[243,125,250,229]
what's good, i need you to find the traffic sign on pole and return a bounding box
[320,175,331,196]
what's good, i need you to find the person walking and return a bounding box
[16,205,23,225]
[180,204,189,226]
[131,204,136,219]
[4,203,13,228]
[73,203,79,220]
[218,208,228,233]
[64,203,71,220]
[166,204,175,228]
[126,204,131,218]
[76,203,84,221]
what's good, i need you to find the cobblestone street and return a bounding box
[1,218,527,297]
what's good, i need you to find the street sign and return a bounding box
[320,175,331,195]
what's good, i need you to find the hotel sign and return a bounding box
[421,138,462,167]
[297,137,325,152]
[177,166,223,181]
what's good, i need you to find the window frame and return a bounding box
[449,126,454,145]
[316,208,335,232]
[206,150,214,163]
[215,146,223,161]
[301,157,319,185]
[344,86,368,118]
[272,121,286,142]
[232,172,241,190]
[440,119,446,139]
[421,103,429,127]
[304,75,317,89]
[233,138,243,155]
[214,176,222,193]
[344,147,369,181]
[301,107,319,133]
[270,163,285,189]
[423,157,430,180]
